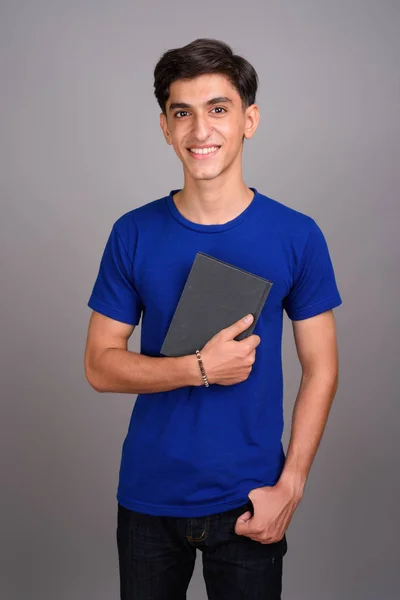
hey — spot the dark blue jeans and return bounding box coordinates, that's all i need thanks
[116,498,288,599]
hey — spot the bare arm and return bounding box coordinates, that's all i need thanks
[84,310,260,394]
[278,309,339,500]
[84,311,203,393]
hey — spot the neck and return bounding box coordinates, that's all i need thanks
[173,176,254,226]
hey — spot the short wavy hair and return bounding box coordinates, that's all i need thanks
[153,38,259,115]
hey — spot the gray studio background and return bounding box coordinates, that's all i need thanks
[1,1,399,599]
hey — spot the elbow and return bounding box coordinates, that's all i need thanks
[84,357,105,393]
[301,365,339,388]
[85,367,103,393]
[86,373,104,393]
[301,350,339,384]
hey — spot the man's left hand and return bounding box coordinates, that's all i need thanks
[234,479,303,544]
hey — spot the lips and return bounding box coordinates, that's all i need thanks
[187,146,221,159]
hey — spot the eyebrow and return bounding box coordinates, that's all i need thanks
[168,96,233,112]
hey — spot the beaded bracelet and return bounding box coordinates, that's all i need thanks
[195,349,209,387]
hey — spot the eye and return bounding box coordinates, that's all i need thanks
[174,107,227,119]
[211,107,227,114]
[174,111,189,118]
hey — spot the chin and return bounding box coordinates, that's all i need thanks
[189,170,223,181]
[185,162,225,180]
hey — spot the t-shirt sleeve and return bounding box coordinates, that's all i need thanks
[87,222,143,325]
[283,220,343,320]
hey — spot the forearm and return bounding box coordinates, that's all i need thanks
[87,348,203,394]
[278,370,339,498]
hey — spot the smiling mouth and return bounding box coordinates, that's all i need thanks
[187,146,221,159]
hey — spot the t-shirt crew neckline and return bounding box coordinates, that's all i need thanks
[166,187,260,233]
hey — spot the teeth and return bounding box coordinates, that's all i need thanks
[189,146,219,154]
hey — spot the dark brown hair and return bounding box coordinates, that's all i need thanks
[153,38,259,115]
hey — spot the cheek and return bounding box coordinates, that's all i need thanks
[219,122,244,144]
[171,133,189,156]
[171,140,185,158]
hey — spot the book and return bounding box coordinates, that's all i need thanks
[160,251,273,357]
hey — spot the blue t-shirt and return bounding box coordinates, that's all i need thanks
[87,187,342,517]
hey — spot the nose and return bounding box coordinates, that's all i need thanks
[192,114,212,141]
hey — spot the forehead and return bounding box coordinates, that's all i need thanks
[167,73,240,106]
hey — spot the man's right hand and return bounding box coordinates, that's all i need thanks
[199,314,261,386]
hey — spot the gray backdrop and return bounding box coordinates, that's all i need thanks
[1,1,399,599]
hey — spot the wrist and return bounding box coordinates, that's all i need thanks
[195,349,210,387]
[278,468,307,500]
[183,353,204,387]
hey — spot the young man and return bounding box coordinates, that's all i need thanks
[85,38,342,599]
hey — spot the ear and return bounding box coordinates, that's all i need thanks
[160,112,173,145]
[243,104,260,140]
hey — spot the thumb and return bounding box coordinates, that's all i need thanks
[237,510,252,522]
[222,314,254,340]
[235,510,252,535]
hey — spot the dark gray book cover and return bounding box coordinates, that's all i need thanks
[160,252,273,357]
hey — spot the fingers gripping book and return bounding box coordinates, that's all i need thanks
[160,252,273,357]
